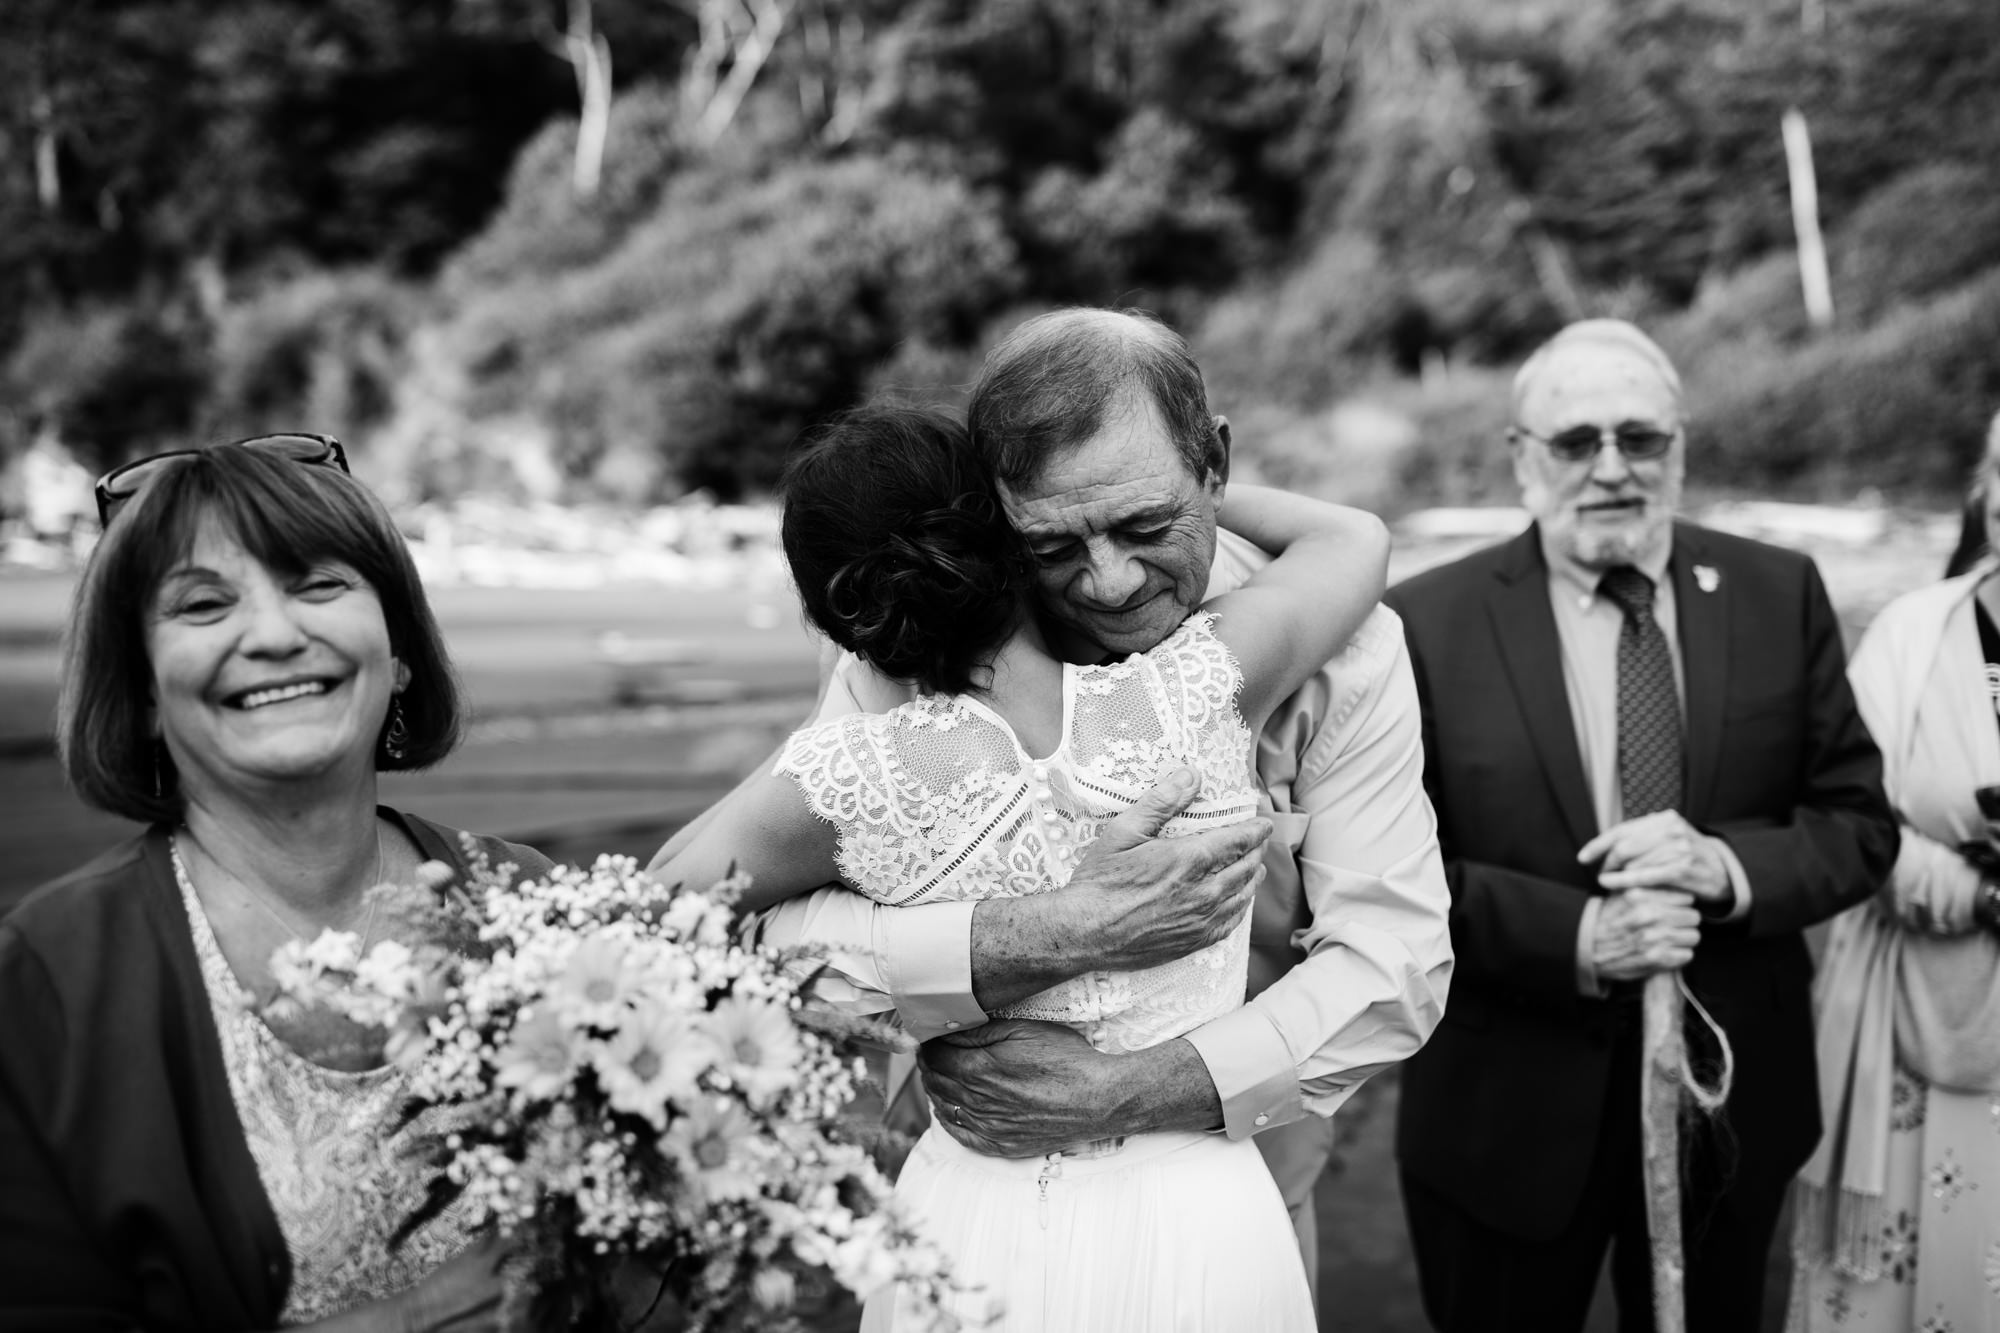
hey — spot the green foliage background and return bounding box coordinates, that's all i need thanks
[4,0,1997,503]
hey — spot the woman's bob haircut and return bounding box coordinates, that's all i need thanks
[58,441,462,824]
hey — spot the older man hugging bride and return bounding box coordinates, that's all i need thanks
[651,308,1452,1330]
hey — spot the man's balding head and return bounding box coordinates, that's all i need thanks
[1511,319,1684,423]
[968,308,1227,490]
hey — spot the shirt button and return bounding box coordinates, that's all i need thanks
[944,1021,961,1030]
[1254,1113,1270,1127]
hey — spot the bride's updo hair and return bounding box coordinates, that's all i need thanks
[781,404,1031,695]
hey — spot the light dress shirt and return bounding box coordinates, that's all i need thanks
[1541,535,1752,996]
[750,529,1454,1137]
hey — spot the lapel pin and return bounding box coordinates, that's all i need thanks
[1694,564,1720,593]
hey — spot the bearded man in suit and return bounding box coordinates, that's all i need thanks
[1383,319,1898,1332]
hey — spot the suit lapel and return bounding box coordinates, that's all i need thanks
[1670,523,1730,819]
[1486,528,1597,847]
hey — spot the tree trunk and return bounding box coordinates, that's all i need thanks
[567,0,613,198]
[692,0,789,145]
[32,89,60,211]
[1782,107,1835,332]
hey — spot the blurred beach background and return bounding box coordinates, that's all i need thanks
[3,0,1998,1326]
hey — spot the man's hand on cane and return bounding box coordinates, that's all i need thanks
[1579,812,1733,983]
[1579,811,1731,905]
[1588,888,1701,983]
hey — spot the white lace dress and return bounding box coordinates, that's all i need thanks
[777,615,1314,1332]
[171,842,478,1325]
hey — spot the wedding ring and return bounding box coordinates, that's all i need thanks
[945,1102,962,1127]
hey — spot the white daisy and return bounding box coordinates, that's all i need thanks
[595,1004,712,1127]
[665,1097,762,1202]
[494,1006,582,1101]
[557,937,641,1028]
[699,995,803,1108]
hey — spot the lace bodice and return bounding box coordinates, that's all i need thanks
[171,842,477,1325]
[777,614,1261,1054]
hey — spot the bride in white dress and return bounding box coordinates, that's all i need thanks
[655,404,1387,1331]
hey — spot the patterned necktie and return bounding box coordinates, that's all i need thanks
[1598,566,1683,818]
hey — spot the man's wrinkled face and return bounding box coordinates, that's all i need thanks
[1512,343,1685,572]
[1000,393,1224,662]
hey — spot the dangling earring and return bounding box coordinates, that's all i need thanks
[384,697,410,762]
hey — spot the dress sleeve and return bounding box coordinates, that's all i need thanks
[1161,613,1243,717]
[773,715,939,905]
[1150,613,1253,798]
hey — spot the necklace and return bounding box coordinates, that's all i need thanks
[177,826,386,952]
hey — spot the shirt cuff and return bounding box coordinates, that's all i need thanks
[880,900,986,1042]
[1707,837,1752,922]
[1576,895,1607,997]
[1181,1004,1304,1139]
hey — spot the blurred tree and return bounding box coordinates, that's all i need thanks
[1475,3,1808,303]
[209,269,421,446]
[4,301,210,473]
[0,0,584,301]
[1470,0,2000,305]
[1688,268,2000,496]
[4,0,1997,501]
[0,0,591,464]
[1019,108,1256,306]
[1830,163,2000,324]
[445,84,691,288]
[434,153,1019,497]
[861,0,1343,309]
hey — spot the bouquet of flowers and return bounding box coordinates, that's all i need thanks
[269,841,966,1331]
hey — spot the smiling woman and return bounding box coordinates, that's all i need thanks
[0,440,556,1332]
[64,441,458,819]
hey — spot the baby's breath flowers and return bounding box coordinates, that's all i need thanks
[268,842,965,1332]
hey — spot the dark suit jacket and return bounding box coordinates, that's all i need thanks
[0,812,552,1333]
[1383,521,1896,1241]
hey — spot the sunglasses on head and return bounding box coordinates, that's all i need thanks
[94,433,349,527]
[1512,422,1679,464]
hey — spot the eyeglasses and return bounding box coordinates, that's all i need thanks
[1511,422,1679,464]
[94,433,349,527]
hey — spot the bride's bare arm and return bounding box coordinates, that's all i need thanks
[1205,485,1388,728]
[647,742,783,869]
[650,766,843,914]
[649,639,857,869]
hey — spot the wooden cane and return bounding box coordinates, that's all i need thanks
[1640,971,1686,1333]
[1641,971,1735,1333]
